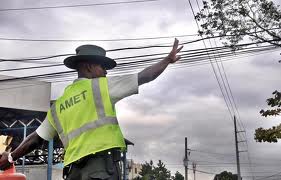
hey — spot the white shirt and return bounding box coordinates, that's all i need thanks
[36,74,138,141]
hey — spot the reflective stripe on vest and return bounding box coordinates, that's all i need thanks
[50,104,68,147]
[51,78,118,147]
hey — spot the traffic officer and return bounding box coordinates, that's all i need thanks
[0,38,183,180]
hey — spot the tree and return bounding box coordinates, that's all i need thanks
[153,160,171,180]
[172,171,184,180]
[214,171,238,180]
[139,160,154,180]
[139,160,172,180]
[195,0,281,48]
[255,90,281,142]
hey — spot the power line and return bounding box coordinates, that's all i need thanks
[196,0,249,160]
[0,54,73,62]
[0,29,279,43]
[0,0,161,12]
[0,43,276,72]
[187,0,235,124]
[0,64,64,72]
[187,167,216,175]
[0,40,277,89]
[0,34,198,42]
[0,45,276,76]
[0,44,278,83]
[189,148,281,163]
[255,171,281,180]
[0,46,277,94]
[189,161,281,166]
[192,1,256,179]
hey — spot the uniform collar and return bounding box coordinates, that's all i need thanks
[73,78,88,83]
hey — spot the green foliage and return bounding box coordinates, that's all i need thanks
[213,171,238,180]
[255,90,281,142]
[196,0,281,48]
[154,160,171,180]
[172,171,184,180]
[139,160,173,180]
[139,160,154,179]
[260,90,281,117]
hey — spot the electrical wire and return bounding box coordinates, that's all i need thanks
[0,43,276,72]
[0,40,276,66]
[187,167,216,175]
[0,0,161,12]
[187,0,235,124]
[0,44,278,83]
[196,0,247,148]
[193,1,257,179]
[0,34,198,42]
[255,171,281,180]
[0,28,279,43]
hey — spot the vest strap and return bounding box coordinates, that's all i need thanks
[92,77,105,118]
[50,104,68,147]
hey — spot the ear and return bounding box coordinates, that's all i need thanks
[86,63,94,72]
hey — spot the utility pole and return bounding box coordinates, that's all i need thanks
[234,116,242,180]
[183,137,188,180]
[192,162,196,180]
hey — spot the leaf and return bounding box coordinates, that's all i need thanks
[195,0,281,49]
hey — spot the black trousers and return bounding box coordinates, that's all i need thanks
[65,151,121,180]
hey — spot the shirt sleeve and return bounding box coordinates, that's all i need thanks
[107,73,139,105]
[36,117,57,141]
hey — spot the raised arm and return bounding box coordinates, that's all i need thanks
[138,38,183,85]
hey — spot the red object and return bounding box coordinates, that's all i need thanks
[0,164,26,180]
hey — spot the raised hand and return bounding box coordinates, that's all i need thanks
[167,38,184,63]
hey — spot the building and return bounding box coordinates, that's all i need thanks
[127,159,142,180]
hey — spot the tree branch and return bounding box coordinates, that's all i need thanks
[245,12,281,41]
[248,33,281,47]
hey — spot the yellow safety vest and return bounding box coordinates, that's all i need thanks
[47,77,126,166]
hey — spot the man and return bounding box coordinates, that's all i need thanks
[0,38,183,179]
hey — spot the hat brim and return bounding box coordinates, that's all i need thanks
[64,55,117,70]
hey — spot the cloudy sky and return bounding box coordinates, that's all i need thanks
[0,0,281,179]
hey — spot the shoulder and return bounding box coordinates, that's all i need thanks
[107,74,138,85]
[107,74,139,104]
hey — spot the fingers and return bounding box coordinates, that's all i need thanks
[177,45,184,53]
[169,38,183,63]
[172,38,183,53]
[173,38,179,51]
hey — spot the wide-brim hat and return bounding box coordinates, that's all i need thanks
[64,45,116,70]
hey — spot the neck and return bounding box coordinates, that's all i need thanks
[77,71,103,79]
[78,71,92,79]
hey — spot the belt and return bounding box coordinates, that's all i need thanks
[73,148,122,165]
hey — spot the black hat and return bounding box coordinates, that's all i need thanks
[64,45,116,70]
